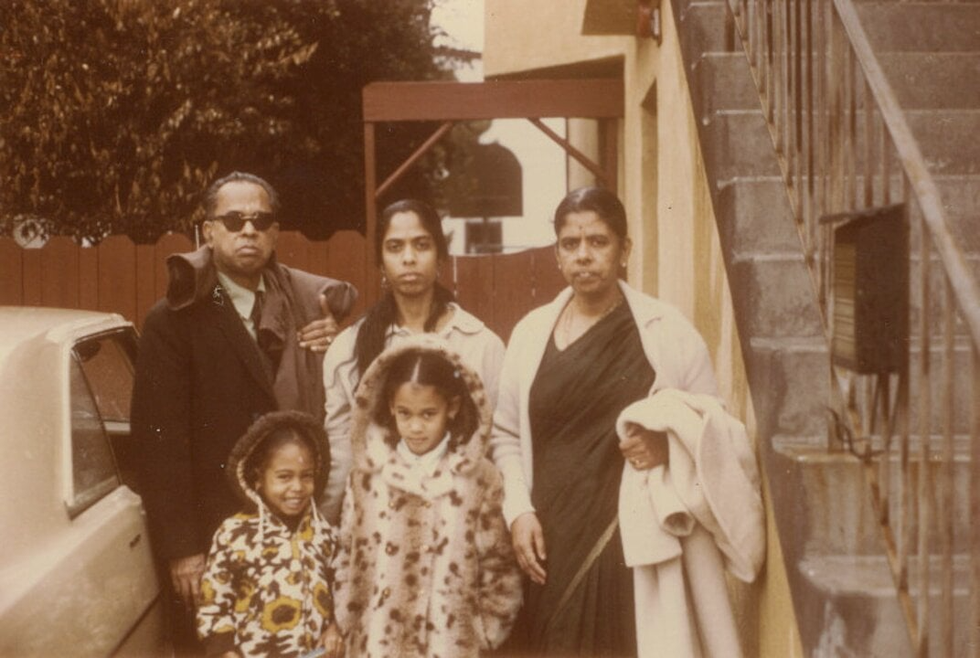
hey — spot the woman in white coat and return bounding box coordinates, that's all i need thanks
[491,187,762,657]
[320,199,504,524]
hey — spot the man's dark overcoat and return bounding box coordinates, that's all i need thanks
[131,246,355,561]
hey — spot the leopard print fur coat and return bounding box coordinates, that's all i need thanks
[333,335,522,657]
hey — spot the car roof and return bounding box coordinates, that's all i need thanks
[0,307,131,361]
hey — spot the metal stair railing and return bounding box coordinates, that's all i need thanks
[725,0,980,654]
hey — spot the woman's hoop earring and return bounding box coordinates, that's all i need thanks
[380,271,389,289]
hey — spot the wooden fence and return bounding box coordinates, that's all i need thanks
[0,231,566,341]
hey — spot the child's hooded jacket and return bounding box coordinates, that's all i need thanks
[333,335,522,657]
[197,411,336,657]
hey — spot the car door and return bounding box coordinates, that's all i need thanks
[0,319,166,657]
[67,327,167,656]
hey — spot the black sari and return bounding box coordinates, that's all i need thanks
[511,303,655,657]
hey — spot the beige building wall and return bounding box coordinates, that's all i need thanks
[486,1,803,655]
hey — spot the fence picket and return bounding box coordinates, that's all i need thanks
[531,247,566,307]
[277,231,313,273]
[0,238,24,306]
[40,237,80,309]
[136,244,157,329]
[79,247,99,311]
[326,230,369,322]
[492,249,535,342]
[97,235,137,321]
[454,255,495,331]
[153,234,195,303]
[22,249,42,306]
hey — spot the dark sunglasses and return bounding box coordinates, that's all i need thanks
[211,211,277,232]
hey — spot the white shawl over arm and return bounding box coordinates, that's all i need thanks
[616,389,765,658]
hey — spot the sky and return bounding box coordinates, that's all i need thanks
[430,0,566,253]
[432,0,485,81]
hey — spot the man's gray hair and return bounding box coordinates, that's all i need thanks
[203,172,281,218]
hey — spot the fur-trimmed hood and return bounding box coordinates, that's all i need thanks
[226,410,330,513]
[350,335,493,489]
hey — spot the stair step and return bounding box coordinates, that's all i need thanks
[731,254,825,338]
[882,53,980,110]
[692,50,980,112]
[678,1,735,62]
[902,337,979,434]
[718,175,980,256]
[719,174,980,259]
[799,554,971,657]
[907,109,980,175]
[770,436,888,556]
[691,52,757,114]
[858,2,980,52]
[749,338,830,436]
[702,110,781,179]
[684,2,980,58]
[773,435,974,556]
[705,108,980,182]
[716,177,799,256]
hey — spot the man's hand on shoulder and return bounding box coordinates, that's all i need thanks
[170,553,206,605]
[298,293,340,353]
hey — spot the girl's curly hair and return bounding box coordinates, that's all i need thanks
[239,410,329,496]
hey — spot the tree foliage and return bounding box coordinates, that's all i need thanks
[0,0,450,243]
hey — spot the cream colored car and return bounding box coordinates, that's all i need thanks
[0,307,167,656]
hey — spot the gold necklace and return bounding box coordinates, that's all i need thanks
[559,295,623,347]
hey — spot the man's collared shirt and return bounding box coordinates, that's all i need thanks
[217,272,266,341]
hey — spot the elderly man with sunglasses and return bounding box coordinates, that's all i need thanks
[130,171,357,654]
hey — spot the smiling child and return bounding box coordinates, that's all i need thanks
[196,411,343,658]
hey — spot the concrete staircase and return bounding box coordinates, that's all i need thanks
[670,0,980,655]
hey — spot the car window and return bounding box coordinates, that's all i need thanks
[73,331,137,423]
[67,329,138,515]
[68,356,119,516]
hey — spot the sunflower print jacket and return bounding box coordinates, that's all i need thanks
[197,507,336,657]
[333,336,522,658]
[197,410,336,658]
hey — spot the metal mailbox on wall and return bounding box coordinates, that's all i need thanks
[823,203,909,374]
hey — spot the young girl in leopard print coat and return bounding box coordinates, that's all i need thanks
[333,335,522,657]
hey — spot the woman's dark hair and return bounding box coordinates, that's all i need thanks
[553,186,628,243]
[373,349,479,450]
[242,412,327,492]
[354,199,455,376]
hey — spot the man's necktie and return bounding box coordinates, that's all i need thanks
[250,289,264,335]
[250,290,281,375]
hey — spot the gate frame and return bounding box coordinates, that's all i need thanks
[362,78,625,303]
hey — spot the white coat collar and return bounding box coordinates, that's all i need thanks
[389,302,487,338]
[539,280,669,329]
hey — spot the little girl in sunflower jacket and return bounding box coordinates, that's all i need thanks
[333,335,522,657]
[196,411,343,658]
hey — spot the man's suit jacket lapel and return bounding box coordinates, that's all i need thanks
[207,286,277,404]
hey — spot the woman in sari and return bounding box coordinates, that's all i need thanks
[490,187,724,656]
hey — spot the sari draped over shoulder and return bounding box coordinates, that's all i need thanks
[514,303,655,657]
